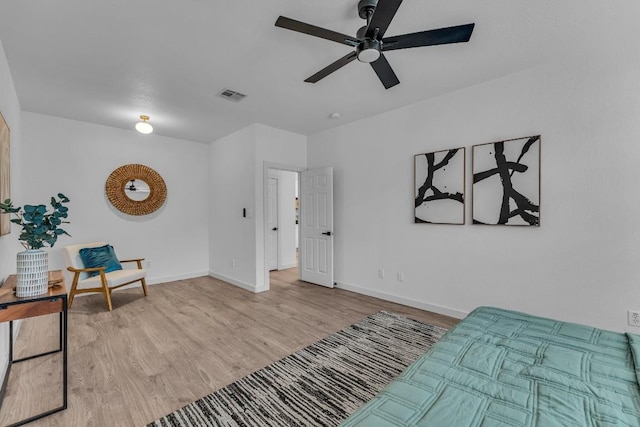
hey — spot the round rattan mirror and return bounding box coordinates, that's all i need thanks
[105,164,167,216]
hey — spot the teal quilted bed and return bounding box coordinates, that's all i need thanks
[342,306,640,426]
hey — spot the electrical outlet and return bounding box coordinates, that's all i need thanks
[145,260,151,268]
[378,269,384,279]
[397,272,404,282]
[628,310,640,327]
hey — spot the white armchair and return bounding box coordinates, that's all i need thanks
[63,242,148,311]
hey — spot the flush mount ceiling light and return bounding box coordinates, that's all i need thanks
[356,38,381,63]
[135,115,153,134]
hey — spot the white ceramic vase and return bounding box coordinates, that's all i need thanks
[16,249,49,297]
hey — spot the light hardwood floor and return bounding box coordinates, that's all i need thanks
[0,269,458,426]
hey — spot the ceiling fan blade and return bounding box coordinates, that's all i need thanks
[382,23,475,51]
[370,53,400,89]
[365,0,403,39]
[276,16,360,47]
[305,52,358,83]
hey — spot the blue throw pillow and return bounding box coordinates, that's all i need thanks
[79,245,123,278]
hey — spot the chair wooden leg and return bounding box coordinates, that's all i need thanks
[103,289,113,311]
[68,274,80,309]
[140,278,148,296]
[100,273,113,311]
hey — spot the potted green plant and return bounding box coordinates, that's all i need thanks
[0,193,71,296]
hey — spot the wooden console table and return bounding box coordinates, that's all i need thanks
[0,271,68,426]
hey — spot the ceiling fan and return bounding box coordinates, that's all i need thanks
[275,0,475,89]
[125,179,150,193]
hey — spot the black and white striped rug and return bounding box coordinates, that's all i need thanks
[146,311,447,427]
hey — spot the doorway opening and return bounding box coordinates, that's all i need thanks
[266,169,299,287]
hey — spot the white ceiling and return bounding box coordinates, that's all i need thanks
[0,1,628,143]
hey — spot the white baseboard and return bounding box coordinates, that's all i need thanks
[209,271,257,293]
[335,281,468,319]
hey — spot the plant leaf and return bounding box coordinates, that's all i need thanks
[8,193,71,249]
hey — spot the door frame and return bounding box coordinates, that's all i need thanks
[266,176,279,272]
[262,162,305,292]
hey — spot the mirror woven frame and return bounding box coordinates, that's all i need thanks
[105,164,167,216]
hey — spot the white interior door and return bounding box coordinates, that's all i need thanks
[266,177,278,271]
[300,167,334,288]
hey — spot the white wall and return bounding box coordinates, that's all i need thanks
[208,125,257,290]
[209,123,306,292]
[308,47,640,331]
[0,37,23,391]
[269,169,297,270]
[20,113,210,284]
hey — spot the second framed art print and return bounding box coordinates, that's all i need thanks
[472,135,540,226]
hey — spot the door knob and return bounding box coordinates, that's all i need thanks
[321,231,332,236]
[272,227,278,231]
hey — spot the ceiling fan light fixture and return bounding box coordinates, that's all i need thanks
[356,39,381,63]
[135,115,153,134]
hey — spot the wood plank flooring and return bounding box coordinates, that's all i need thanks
[0,269,458,426]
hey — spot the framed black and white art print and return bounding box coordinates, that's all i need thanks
[472,135,541,226]
[0,111,10,236]
[414,147,465,224]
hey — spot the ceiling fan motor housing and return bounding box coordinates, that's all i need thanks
[357,0,381,62]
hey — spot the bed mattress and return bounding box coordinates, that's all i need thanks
[341,306,640,426]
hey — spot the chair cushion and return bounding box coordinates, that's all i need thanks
[79,244,122,277]
[63,242,107,281]
[77,268,146,290]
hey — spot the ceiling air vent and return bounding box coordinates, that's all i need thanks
[217,88,247,102]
